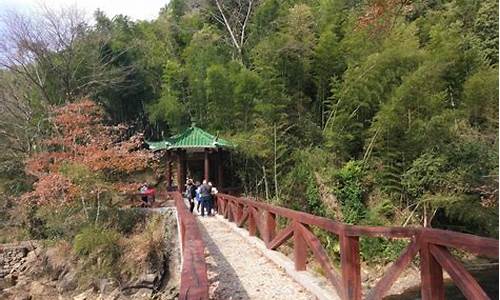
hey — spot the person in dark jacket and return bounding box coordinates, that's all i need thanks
[185,179,196,213]
[199,180,212,217]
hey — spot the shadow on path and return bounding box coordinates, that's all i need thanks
[197,217,251,300]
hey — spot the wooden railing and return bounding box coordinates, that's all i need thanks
[170,192,209,300]
[216,193,499,300]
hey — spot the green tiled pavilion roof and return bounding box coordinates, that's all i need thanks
[146,126,233,151]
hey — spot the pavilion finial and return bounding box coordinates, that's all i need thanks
[190,117,197,128]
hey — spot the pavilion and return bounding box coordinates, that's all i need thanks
[147,125,234,193]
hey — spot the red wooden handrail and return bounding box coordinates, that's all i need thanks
[216,193,499,300]
[170,192,209,300]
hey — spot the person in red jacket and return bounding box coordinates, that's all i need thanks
[146,186,156,205]
[139,183,148,206]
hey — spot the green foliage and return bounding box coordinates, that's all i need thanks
[2,0,498,264]
[402,153,447,199]
[109,209,147,234]
[73,226,122,278]
[332,161,367,224]
[25,204,86,240]
[462,67,499,130]
[360,238,409,263]
[73,226,121,257]
[282,150,325,214]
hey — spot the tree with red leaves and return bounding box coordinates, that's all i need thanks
[22,99,153,221]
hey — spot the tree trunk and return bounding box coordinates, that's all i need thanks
[95,191,101,225]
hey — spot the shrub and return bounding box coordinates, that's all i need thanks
[360,237,409,264]
[73,226,122,279]
[35,204,87,240]
[332,161,367,224]
[109,208,147,234]
[121,215,165,278]
[73,226,121,258]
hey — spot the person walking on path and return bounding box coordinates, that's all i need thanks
[208,182,218,215]
[195,181,201,213]
[199,180,212,217]
[185,179,196,213]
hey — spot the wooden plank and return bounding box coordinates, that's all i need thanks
[217,194,497,260]
[340,232,362,300]
[430,244,490,300]
[422,228,499,258]
[248,207,257,236]
[346,226,418,238]
[265,212,277,245]
[219,193,346,234]
[214,193,499,300]
[366,239,419,300]
[297,222,344,296]
[227,201,234,222]
[293,221,307,271]
[237,210,249,228]
[250,206,266,238]
[170,191,209,300]
[236,204,244,224]
[218,196,228,219]
[219,197,226,217]
[420,241,444,300]
[231,201,239,222]
[269,224,294,250]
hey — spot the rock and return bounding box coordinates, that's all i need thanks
[11,262,21,271]
[25,249,39,264]
[29,281,46,295]
[130,288,152,299]
[0,277,15,289]
[98,278,116,295]
[73,288,95,300]
[142,273,157,284]
[4,274,18,286]
[57,270,77,293]
[104,288,121,300]
[13,293,31,300]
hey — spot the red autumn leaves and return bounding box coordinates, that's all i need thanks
[22,99,152,205]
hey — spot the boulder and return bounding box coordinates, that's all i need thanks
[0,277,15,290]
[129,288,152,299]
[57,270,77,293]
[29,281,46,295]
[98,278,116,295]
[73,288,95,300]
[13,293,31,300]
[103,288,121,300]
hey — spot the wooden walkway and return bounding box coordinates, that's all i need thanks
[171,192,499,300]
[197,215,314,299]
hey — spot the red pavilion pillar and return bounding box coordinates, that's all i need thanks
[204,148,210,182]
[166,151,172,190]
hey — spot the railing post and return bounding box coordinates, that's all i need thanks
[228,201,234,222]
[222,198,228,219]
[236,203,243,224]
[265,212,276,246]
[293,221,307,271]
[340,233,361,300]
[420,240,444,300]
[248,207,257,236]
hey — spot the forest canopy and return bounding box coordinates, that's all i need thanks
[0,0,498,243]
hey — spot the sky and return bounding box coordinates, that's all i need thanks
[0,0,169,21]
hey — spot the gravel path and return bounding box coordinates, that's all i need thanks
[196,215,315,300]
